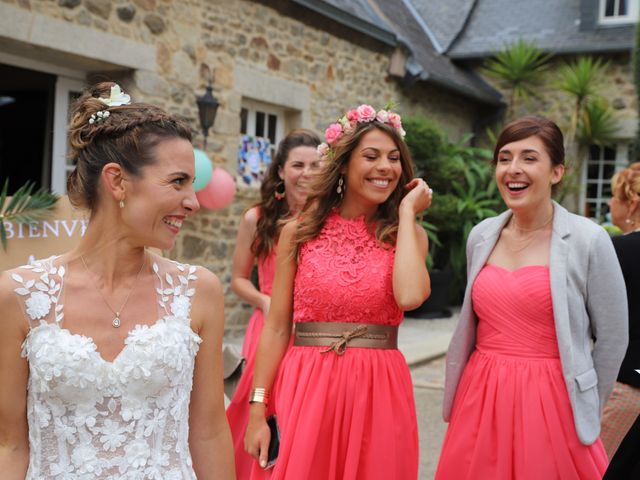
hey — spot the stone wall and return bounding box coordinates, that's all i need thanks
[1,0,480,332]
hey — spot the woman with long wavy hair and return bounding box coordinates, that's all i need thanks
[244,105,432,479]
[226,129,321,479]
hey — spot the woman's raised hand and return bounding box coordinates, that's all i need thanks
[400,178,433,215]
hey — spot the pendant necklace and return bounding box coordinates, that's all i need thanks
[80,253,146,328]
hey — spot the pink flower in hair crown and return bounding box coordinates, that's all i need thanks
[347,109,359,125]
[324,123,344,145]
[356,104,376,122]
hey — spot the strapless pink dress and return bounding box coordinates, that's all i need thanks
[226,251,276,480]
[268,212,418,480]
[435,265,608,479]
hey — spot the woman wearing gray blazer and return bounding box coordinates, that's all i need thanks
[435,117,628,480]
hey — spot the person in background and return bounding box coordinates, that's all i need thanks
[600,162,640,458]
[226,129,321,479]
[436,116,627,480]
[0,82,234,479]
[245,104,432,479]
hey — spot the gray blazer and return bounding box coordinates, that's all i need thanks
[442,201,628,445]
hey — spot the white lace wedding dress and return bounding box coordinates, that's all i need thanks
[12,256,203,479]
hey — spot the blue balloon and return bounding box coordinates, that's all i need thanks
[193,148,213,192]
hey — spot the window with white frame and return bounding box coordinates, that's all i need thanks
[599,0,639,25]
[583,144,629,221]
[51,77,84,194]
[238,99,285,185]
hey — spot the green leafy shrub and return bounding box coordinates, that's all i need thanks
[405,116,503,302]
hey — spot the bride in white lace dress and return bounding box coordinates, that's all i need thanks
[0,83,235,479]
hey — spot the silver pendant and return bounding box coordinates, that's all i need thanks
[112,317,121,328]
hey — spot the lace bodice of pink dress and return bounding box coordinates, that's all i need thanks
[293,211,402,326]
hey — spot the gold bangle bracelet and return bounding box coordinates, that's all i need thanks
[249,387,270,406]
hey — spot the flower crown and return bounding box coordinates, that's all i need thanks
[317,104,406,161]
[88,84,131,125]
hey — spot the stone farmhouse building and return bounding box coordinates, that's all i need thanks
[0,0,636,329]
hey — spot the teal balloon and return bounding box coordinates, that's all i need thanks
[193,148,213,192]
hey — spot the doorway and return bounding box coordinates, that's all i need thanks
[0,63,56,195]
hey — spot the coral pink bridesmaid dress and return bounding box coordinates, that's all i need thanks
[268,212,419,480]
[435,264,608,479]
[226,251,276,480]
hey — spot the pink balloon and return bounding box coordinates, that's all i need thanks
[195,167,236,209]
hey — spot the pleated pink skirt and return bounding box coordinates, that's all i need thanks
[435,348,608,479]
[270,345,419,480]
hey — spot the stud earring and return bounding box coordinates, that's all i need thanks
[274,181,286,200]
[336,176,344,198]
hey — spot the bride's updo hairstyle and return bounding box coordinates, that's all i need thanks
[67,81,192,211]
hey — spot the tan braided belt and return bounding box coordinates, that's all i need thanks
[294,322,398,355]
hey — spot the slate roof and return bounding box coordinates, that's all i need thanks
[370,0,501,104]
[292,0,502,105]
[405,0,475,53]
[447,0,635,59]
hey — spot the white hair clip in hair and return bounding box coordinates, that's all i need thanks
[88,110,111,125]
[88,84,130,125]
[99,84,131,107]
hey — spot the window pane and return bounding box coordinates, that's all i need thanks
[587,183,599,198]
[619,0,628,15]
[605,0,616,16]
[604,146,616,160]
[587,162,600,179]
[255,111,265,138]
[602,182,612,197]
[240,108,248,134]
[602,163,616,179]
[590,145,601,159]
[585,201,597,217]
[267,114,277,144]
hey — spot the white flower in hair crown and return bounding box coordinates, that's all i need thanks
[89,84,131,125]
[100,84,131,107]
[317,104,406,161]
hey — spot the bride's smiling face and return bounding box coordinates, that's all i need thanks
[120,138,200,250]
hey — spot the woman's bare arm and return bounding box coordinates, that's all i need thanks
[0,271,30,478]
[244,220,298,467]
[231,207,270,314]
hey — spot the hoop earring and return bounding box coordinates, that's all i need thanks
[336,176,344,198]
[274,182,286,200]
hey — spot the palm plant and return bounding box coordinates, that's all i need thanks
[577,98,618,146]
[556,56,610,151]
[0,179,59,251]
[484,39,552,118]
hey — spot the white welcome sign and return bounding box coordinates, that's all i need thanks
[0,196,88,271]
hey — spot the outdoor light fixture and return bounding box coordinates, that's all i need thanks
[196,82,219,149]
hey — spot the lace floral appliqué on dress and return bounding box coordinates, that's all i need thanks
[13,256,202,480]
